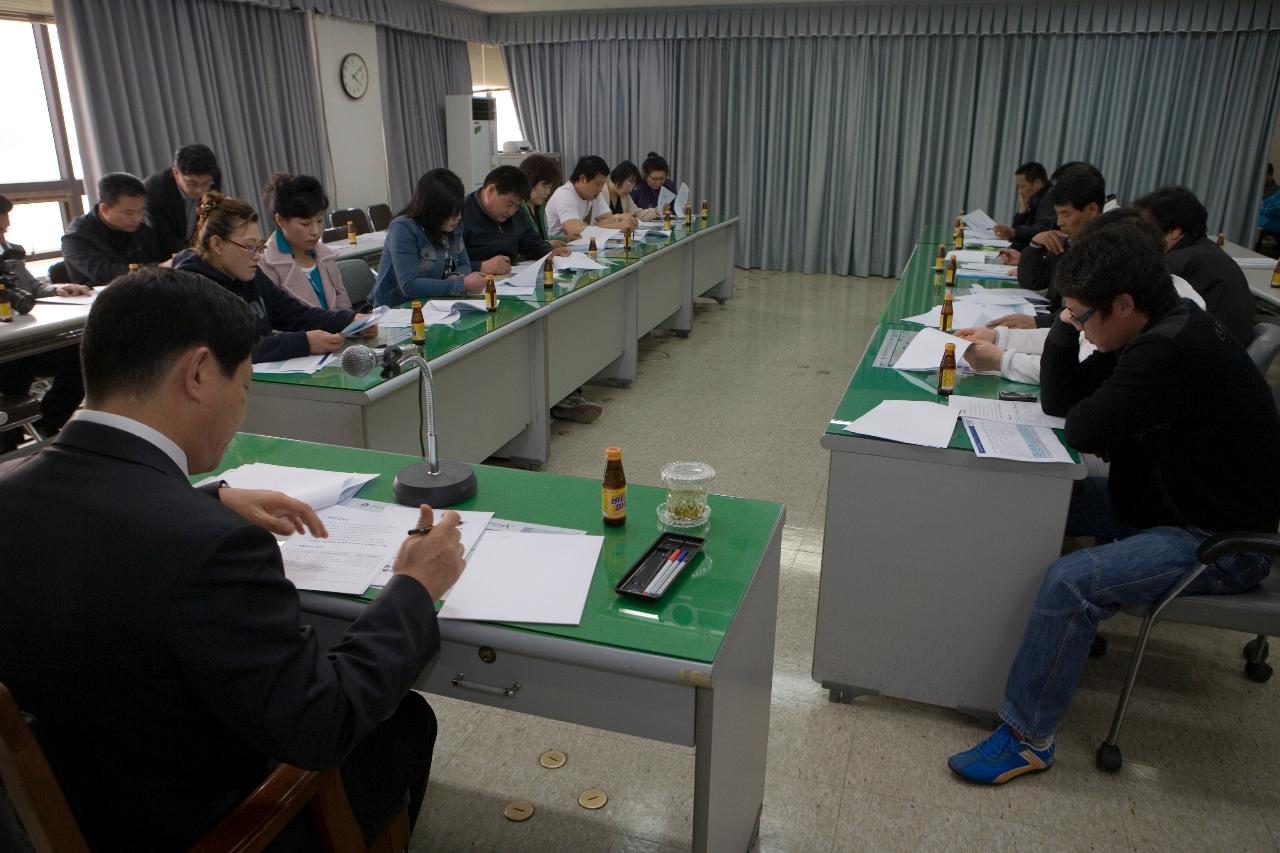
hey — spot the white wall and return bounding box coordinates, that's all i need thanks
[311,14,389,212]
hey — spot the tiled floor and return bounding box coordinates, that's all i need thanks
[412,270,1280,852]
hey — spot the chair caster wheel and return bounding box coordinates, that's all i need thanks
[1245,660,1273,683]
[1096,742,1122,773]
[1243,638,1269,662]
[1089,634,1108,658]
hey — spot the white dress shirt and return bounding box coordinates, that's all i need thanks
[72,409,189,475]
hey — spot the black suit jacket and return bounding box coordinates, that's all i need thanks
[60,211,163,286]
[0,421,439,850]
[1009,185,1056,249]
[144,168,221,258]
[1165,235,1255,345]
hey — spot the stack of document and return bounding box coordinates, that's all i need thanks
[960,209,1009,245]
[380,304,464,328]
[567,227,623,250]
[891,327,973,371]
[948,395,1065,429]
[206,462,378,510]
[954,285,1046,308]
[253,353,335,375]
[958,263,1017,279]
[497,252,553,294]
[341,305,389,337]
[962,419,1072,463]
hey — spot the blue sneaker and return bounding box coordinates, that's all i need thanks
[948,723,1054,784]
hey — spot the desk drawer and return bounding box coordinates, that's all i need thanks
[416,638,696,746]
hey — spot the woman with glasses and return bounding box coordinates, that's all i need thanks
[174,192,376,363]
[373,168,483,306]
[259,173,351,310]
[630,152,677,212]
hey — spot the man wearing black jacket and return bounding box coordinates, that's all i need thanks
[462,165,569,277]
[949,217,1280,785]
[61,172,164,285]
[0,268,463,848]
[1133,185,1255,345]
[993,161,1055,249]
[145,143,221,258]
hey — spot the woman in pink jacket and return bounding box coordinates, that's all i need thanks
[259,173,352,310]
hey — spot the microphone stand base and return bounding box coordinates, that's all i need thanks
[392,460,478,508]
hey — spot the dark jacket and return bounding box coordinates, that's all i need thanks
[144,167,221,258]
[1018,240,1065,328]
[61,210,162,286]
[461,191,551,267]
[1,242,53,313]
[1010,185,1056,249]
[631,178,676,211]
[1164,235,1255,345]
[0,420,440,849]
[1041,299,1280,533]
[173,250,353,362]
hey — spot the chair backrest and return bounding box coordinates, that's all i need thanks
[336,259,377,307]
[329,209,372,235]
[0,683,91,852]
[46,263,70,285]
[367,204,392,232]
[321,227,347,244]
[1247,323,1280,375]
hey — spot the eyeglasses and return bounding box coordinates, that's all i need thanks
[1067,306,1097,326]
[224,238,267,257]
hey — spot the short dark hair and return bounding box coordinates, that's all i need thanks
[1052,160,1090,182]
[263,172,329,220]
[570,155,609,183]
[1014,161,1049,185]
[481,165,531,201]
[98,172,147,207]
[174,144,218,177]
[519,155,561,191]
[400,168,465,248]
[1131,185,1208,243]
[81,267,259,402]
[609,160,641,186]
[1055,213,1177,317]
[0,194,11,215]
[641,152,669,176]
[1047,165,1105,212]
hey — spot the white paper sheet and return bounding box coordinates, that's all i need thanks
[252,353,334,375]
[961,209,996,232]
[349,500,495,589]
[553,252,608,271]
[567,226,623,250]
[426,299,486,315]
[656,185,676,211]
[1235,257,1280,270]
[963,232,1011,248]
[201,463,378,511]
[944,250,994,265]
[34,292,97,305]
[486,518,586,535]
[673,182,691,216]
[341,304,389,337]
[277,502,410,593]
[845,400,959,448]
[890,327,973,371]
[948,395,1066,429]
[958,263,1018,279]
[438,530,604,624]
[963,418,1073,463]
[902,302,1021,329]
[954,289,1037,307]
[496,253,552,294]
[961,286,1049,303]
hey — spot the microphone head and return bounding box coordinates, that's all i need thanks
[341,345,377,378]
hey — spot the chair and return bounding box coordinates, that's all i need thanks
[329,209,372,235]
[0,394,47,461]
[321,226,348,244]
[0,683,410,853]
[1246,322,1280,374]
[1094,534,1280,772]
[337,259,377,308]
[368,204,393,232]
[46,263,70,285]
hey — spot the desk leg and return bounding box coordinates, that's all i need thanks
[494,317,549,467]
[704,222,736,304]
[692,520,781,851]
[660,242,695,336]
[593,273,638,387]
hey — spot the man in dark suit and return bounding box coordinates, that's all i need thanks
[61,172,166,285]
[0,268,464,850]
[993,161,1055,250]
[144,143,222,258]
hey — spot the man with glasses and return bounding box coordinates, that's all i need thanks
[948,216,1280,785]
[62,173,165,286]
[145,143,221,258]
[461,165,569,278]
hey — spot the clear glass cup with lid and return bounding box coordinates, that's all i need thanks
[658,461,715,527]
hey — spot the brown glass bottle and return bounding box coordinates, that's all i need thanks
[543,257,555,288]
[588,237,598,260]
[410,300,425,345]
[0,285,12,323]
[347,222,358,245]
[939,290,955,333]
[700,199,709,222]
[935,243,946,268]
[602,447,626,527]
[663,207,673,230]
[128,263,140,273]
[1217,231,1225,247]
[684,203,693,225]
[937,343,957,396]
[952,218,964,250]
[945,255,957,287]
[1271,258,1280,289]
[623,228,633,257]
[484,274,497,311]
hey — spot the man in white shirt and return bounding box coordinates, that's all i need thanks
[544,155,635,238]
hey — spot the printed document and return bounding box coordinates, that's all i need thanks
[253,354,333,375]
[341,305,389,337]
[201,462,378,510]
[963,418,1073,463]
[948,395,1066,429]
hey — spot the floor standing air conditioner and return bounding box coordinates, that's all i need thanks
[446,95,497,192]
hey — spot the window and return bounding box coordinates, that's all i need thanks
[468,42,524,154]
[483,89,525,153]
[0,18,84,261]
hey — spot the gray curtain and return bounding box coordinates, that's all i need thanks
[503,4,1280,276]
[378,26,472,209]
[222,0,488,42]
[52,0,327,208]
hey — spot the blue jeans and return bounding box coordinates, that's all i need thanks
[1000,477,1271,740]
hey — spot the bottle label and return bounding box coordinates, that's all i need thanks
[939,314,952,332]
[412,321,426,341]
[0,302,11,320]
[485,292,498,311]
[938,367,956,393]
[602,486,626,519]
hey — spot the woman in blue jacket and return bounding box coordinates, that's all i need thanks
[373,169,485,306]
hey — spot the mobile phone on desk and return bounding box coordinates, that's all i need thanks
[999,391,1038,402]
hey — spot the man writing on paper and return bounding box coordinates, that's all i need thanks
[0,268,465,849]
[544,155,637,239]
[992,161,1055,250]
[462,165,570,278]
[948,218,1280,785]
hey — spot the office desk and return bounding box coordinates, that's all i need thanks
[244,218,739,466]
[1221,240,1280,310]
[0,302,90,365]
[331,230,386,262]
[814,231,1085,724]
[208,432,783,852]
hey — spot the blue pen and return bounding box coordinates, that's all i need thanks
[647,549,687,596]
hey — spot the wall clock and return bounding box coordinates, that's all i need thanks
[340,53,369,100]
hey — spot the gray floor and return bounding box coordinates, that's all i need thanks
[413,270,1280,852]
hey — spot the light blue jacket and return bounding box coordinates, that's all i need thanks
[372,215,471,306]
